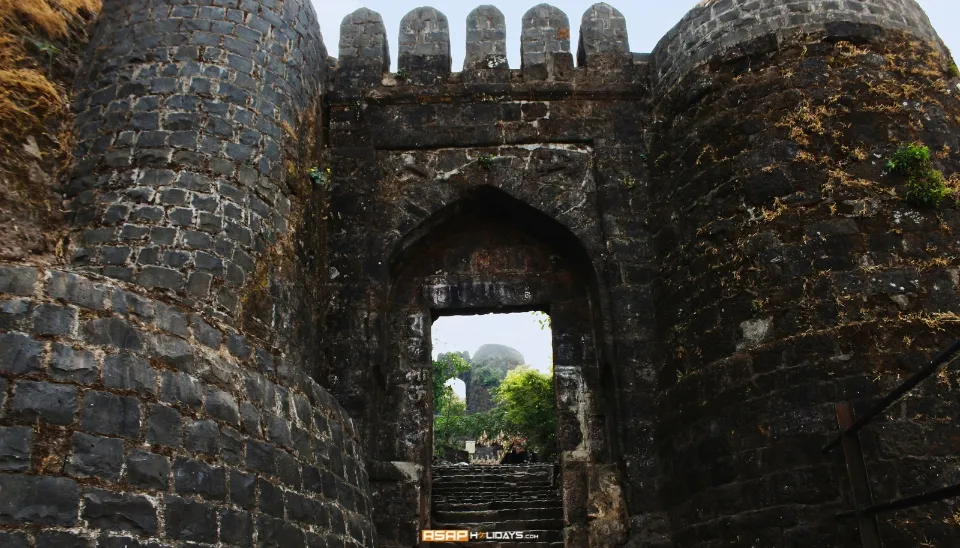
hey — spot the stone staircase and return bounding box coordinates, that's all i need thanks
[428,464,565,547]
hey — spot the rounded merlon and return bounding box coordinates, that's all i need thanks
[339,7,390,70]
[465,5,508,70]
[398,6,452,59]
[577,2,630,67]
[521,3,573,79]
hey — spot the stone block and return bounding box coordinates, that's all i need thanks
[82,488,157,534]
[0,426,33,471]
[230,469,257,510]
[147,404,183,448]
[11,381,78,425]
[160,371,203,408]
[126,450,171,490]
[184,419,220,456]
[50,343,99,384]
[80,391,141,438]
[103,353,157,395]
[66,433,124,481]
[220,508,253,547]
[0,474,79,525]
[47,271,108,310]
[258,478,285,518]
[0,333,44,374]
[0,265,38,296]
[174,457,226,500]
[82,317,143,351]
[205,387,240,425]
[32,304,77,336]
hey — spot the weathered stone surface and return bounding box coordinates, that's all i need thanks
[0,1,955,547]
[339,7,390,69]
[174,457,226,500]
[0,426,33,471]
[0,475,79,525]
[398,7,451,83]
[0,266,38,296]
[11,381,78,425]
[103,353,157,395]
[577,2,630,67]
[50,343,99,384]
[146,403,182,448]
[66,433,124,481]
[164,494,218,543]
[0,333,44,374]
[464,5,508,70]
[80,391,141,438]
[82,489,157,534]
[126,450,171,490]
[521,3,573,79]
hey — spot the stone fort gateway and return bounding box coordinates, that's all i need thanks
[0,0,959,546]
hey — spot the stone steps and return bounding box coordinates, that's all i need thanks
[433,501,564,512]
[428,465,564,548]
[434,507,562,522]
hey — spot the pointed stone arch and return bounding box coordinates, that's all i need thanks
[374,184,627,545]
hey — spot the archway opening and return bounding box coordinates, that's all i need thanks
[431,311,556,465]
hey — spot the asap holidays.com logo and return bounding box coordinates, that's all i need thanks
[422,530,541,542]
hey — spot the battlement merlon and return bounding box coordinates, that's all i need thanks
[334,3,642,90]
[651,0,951,94]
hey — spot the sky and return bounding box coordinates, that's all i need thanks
[433,312,553,399]
[311,0,959,71]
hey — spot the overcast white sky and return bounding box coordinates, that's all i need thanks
[433,313,552,399]
[312,0,959,71]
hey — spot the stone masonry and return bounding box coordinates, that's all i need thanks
[0,1,958,547]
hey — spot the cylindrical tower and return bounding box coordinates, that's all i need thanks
[648,0,959,545]
[65,0,325,320]
[0,2,378,547]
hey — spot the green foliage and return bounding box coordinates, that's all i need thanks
[474,365,502,387]
[477,153,495,170]
[622,176,637,189]
[396,67,410,80]
[886,142,930,173]
[309,166,330,186]
[532,311,551,331]
[948,62,959,78]
[494,366,557,460]
[432,353,558,461]
[887,143,950,207]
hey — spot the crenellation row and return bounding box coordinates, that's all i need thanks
[337,2,635,83]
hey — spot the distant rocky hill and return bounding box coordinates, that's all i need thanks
[462,344,525,414]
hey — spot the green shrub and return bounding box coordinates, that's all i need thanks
[905,168,950,207]
[887,143,950,207]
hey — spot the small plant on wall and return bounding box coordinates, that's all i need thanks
[477,153,495,170]
[887,142,952,207]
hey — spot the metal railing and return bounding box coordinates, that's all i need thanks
[822,339,960,548]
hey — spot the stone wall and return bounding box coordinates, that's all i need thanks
[651,0,948,93]
[0,266,375,547]
[646,5,960,547]
[325,4,652,546]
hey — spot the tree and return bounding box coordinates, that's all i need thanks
[494,366,557,460]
